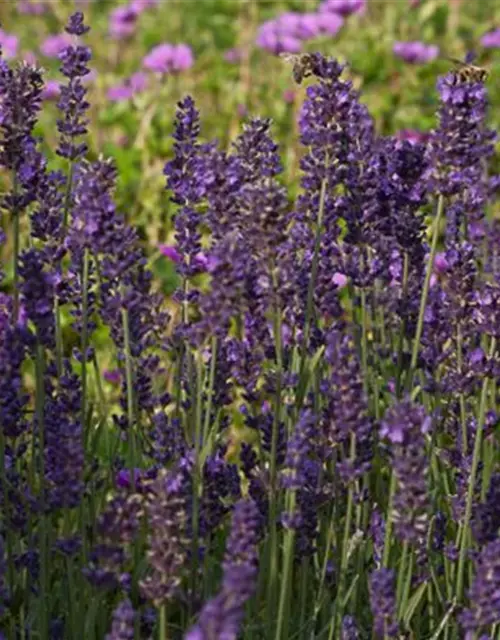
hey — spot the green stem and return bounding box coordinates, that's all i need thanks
[81,248,90,453]
[330,434,356,639]
[62,162,75,230]
[456,323,468,455]
[159,605,167,640]
[396,541,409,613]
[275,491,296,640]
[455,336,497,602]
[12,173,20,322]
[122,307,137,487]
[0,429,16,624]
[312,502,336,630]
[92,352,107,423]
[267,265,284,633]
[296,178,327,408]
[35,342,49,640]
[298,557,309,638]
[382,473,397,568]
[406,195,445,392]
[202,337,217,445]
[189,355,204,615]
[395,252,409,397]
[55,297,64,378]
[360,288,369,394]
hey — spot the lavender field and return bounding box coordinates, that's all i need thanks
[1,0,500,638]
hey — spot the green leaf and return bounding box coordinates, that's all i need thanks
[403,581,428,628]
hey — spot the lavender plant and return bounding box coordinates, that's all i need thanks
[0,12,500,640]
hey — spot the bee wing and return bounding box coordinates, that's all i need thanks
[279,53,298,63]
[442,55,468,67]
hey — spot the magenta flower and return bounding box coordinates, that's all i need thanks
[144,43,173,71]
[319,0,366,17]
[82,68,97,86]
[143,43,194,73]
[283,88,296,104]
[481,28,500,49]
[295,13,322,39]
[256,24,302,54]
[159,244,182,263]
[129,71,148,92]
[0,30,19,58]
[103,369,122,385]
[40,33,72,58]
[130,0,158,12]
[41,80,61,101]
[107,71,148,102]
[393,41,439,64]
[396,129,429,145]
[315,11,344,35]
[193,252,208,270]
[109,5,138,40]
[433,252,449,274]
[332,272,348,289]
[17,0,47,14]
[168,44,194,72]
[107,84,133,102]
[224,48,243,64]
[22,51,37,65]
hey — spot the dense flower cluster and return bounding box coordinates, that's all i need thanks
[0,8,499,638]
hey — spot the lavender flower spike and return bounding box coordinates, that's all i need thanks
[185,499,261,639]
[369,568,399,638]
[106,598,135,640]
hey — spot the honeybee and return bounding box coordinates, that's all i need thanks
[279,52,316,84]
[445,56,489,85]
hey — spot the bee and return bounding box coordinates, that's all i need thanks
[445,56,489,85]
[279,52,316,84]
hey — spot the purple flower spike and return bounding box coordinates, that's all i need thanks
[393,41,439,64]
[65,11,90,36]
[186,499,261,640]
[106,599,135,640]
[481,28,500,49]
[115,468,142,489]
[380,400,431,548]
[369,568,399,638]
[460,539,500,632]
